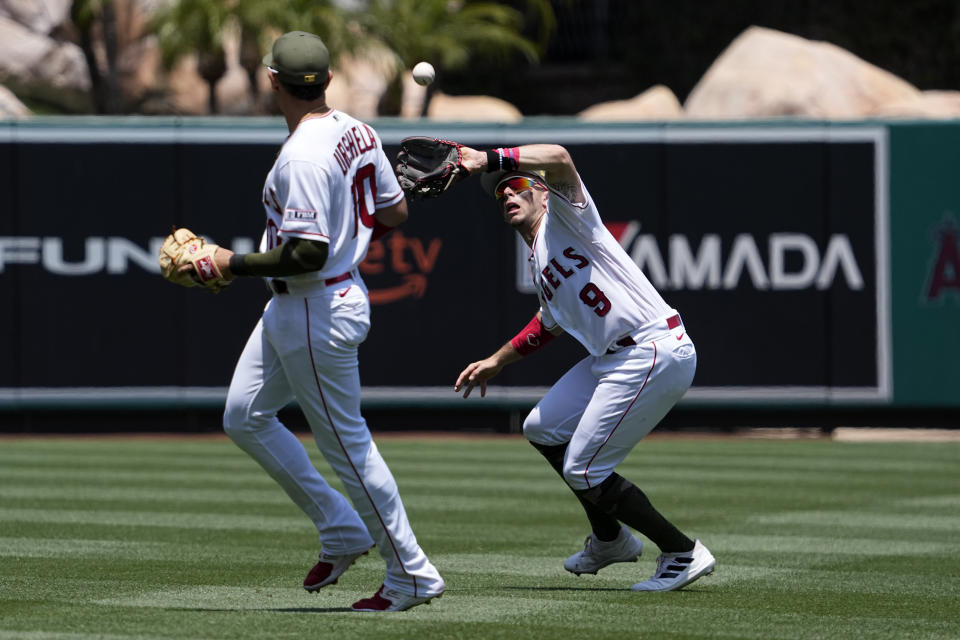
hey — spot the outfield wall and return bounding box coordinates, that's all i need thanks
[0,117,957,414]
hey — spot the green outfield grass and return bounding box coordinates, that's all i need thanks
[0,433,958,640]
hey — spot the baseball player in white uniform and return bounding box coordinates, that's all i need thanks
[199,32,444,612]
[453,143,716,591]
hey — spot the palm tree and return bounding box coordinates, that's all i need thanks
[351,0,554,116]
[274,0,354,56]
[71,0,122,113]
[231,0,354,113]
[150,0,231,114]
[231,0,287,113]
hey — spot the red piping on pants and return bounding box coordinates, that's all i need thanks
[303,300,417,594]
[582,340,657,489]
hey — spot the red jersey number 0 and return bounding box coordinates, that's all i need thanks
[352,163,378,237]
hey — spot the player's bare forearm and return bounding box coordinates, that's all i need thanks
[374,199,408,228]
[454,343,522,399]
[462,144,572,174]
[460,144,583,202]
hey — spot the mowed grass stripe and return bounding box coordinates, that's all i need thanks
[0,458,547,486]
[1,464,945,499]
[86,587,958,640]
[0,486,572,516]
[701,563,957,598]
[0,450,539,474]
[0,451,257,472]
[890,494,960,508]
[700,532,959,556]
[0,485,293,506]
[750,510,960,531]
[0,507,307,532]
[0,491,575,519]
[4,435,955,465]
[618,452,960,474]
[0,537,331,566]
[0,632,173,640]
[0,467,281,488]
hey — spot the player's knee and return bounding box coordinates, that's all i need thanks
[561,454,593,490]
[522,408,566,446]
[222,410,241,440]
[222,400,252,441]
[521,408,545,442]
[574,473,631,516]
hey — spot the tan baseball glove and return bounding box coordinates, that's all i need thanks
[158,227,231,292]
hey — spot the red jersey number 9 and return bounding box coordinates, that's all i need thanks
[579,282,612,317]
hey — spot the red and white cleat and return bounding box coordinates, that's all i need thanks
[303,548,370,592]
[351,583,444,612]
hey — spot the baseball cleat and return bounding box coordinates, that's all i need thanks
[303,548,371,592]
[630,539,715,592]
[351,583,444,612]
[564,526,644,576]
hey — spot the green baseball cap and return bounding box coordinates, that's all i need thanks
[263,31,330,86]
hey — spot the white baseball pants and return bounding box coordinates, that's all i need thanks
[223,279,444,597]
[523,312,697,491]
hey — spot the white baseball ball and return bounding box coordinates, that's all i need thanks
[412,61,435,86]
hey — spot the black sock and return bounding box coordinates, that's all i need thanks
[588,474,694,552]
[529,441,622,541]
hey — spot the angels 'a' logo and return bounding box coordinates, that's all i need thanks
[924,214,960,303]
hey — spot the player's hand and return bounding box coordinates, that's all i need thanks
[454,357,505,398]
[176,246,236,281]
[158,227,233,292]
[459,146,487,174]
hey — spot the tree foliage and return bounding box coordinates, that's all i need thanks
[143,0,553,115]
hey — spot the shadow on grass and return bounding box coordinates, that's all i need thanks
[503,585,712,594]
[167,607,355,613]
[503,585,626,593]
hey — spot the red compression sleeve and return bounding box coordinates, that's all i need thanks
[509,313,556,356]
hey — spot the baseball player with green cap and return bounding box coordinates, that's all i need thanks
[206,30,445,612]
[262,30,331,87]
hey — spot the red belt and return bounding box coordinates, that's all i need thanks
[324,272,352,286]
[606,314,681,354]
[271,272,352,295]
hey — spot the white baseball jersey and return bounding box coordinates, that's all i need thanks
[522,174,696,492]
[530,178,673,356]
[223,110,444,598]
[260,110,404,281]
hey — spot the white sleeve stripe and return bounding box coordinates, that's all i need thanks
[374,190,404,208]
[279,229,330,239]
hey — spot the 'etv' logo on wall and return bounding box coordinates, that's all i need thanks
[361,229,442,305]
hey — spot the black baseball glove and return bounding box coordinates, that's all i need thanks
[395,136,470,199]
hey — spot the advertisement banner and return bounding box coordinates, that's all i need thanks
[0,122,890,408]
